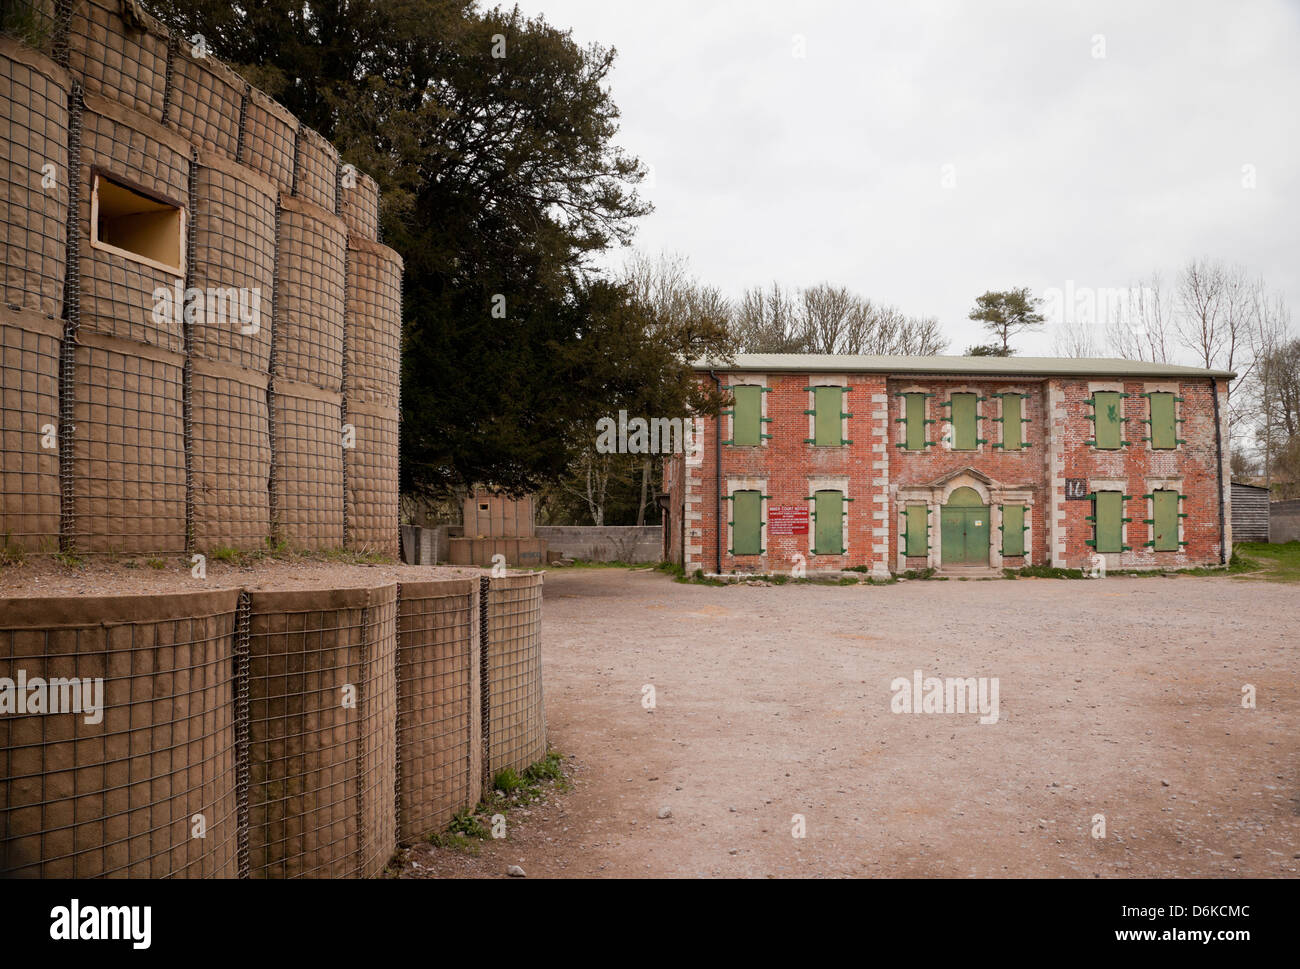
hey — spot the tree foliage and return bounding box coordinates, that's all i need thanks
[967,288,1045,354]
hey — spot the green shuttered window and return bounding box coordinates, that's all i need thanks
[813,490,844,555]
[812,386,845,446]
[1001,504,1026,557]
[904,505,928,557]
[1151,491,1180,551]
[951,393,978,450]
[1148,392,1177,450]
[903,393,927,450]
[1091,392,1124,449]
[731,385,762,447]
[731,491,762,555]
[1001,394,1023,450]
[1091,491,1124,553]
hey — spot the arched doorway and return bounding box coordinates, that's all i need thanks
[941,486,989,565]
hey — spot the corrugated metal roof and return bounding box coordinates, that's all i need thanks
[694,353,1234,379]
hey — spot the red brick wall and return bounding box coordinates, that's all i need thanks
[887,379,1051,566]
[674,371,1227,573]
[1055,378,1226,569]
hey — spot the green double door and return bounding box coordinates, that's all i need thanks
[940,487,989,565]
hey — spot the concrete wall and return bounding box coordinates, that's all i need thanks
[1272,499,1300,543]
[537,525,662,563]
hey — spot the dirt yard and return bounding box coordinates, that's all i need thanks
[403,568,1299,878]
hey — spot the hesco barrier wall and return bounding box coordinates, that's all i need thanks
[72,330,187,554]
[78,92,191,353]
[1,2,401,558]
[484,572,547,776]
[395,579,480,843]
[1,36,69,318]
[344,402,400,557]
[191,154,276,372]
[191,358,271,551]
[340,170,380,242]
[1,575,545,876]
[0,308,61,551]
[241,85,296,196]
[344,237,402,408]
[0,589,241,878]
[293,124,339,215]
[273,379,345,550]
[68,0,169,123]
[277,197,346,392]
[246,584,396,879]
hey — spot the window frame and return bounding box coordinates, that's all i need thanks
[89,169,187,277]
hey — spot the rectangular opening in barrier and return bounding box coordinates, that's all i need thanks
[91,172,185,276]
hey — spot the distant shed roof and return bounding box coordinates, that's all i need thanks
[694,354,1234,380]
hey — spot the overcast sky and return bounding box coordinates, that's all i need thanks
[508,0,1299,357]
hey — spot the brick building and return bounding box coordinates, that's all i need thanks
[664,354,1233,576]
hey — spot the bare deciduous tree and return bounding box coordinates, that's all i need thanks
[730,281,948,356]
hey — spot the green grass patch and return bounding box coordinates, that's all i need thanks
[1226,542,1297,581]
[492,767,525,794]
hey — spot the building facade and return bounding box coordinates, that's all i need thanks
[665,355,1233,575]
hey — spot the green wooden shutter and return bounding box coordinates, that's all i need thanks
[814,386,843,446]
[1149,393,1176,450]
[1152,491,1179,551]
[904,505,928,557]
[904,393,926,450]
[1093,392,1123,449]
[1001,504,1025,556]
[732,386,762,447]
[1001,394,1022,450]
[1093,491,1123,553]
[952,393,977,450]
[813,490,843,555]
[732,491,762,555]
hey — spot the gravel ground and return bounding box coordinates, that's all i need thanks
[403,567,1299,879]
[0,555,484,597]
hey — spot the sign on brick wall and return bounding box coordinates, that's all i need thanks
[769,505,809,535]
[1066,478,1089,499]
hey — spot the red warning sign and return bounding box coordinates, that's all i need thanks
[768,505,809,536]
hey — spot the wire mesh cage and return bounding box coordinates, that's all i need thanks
[190,359,270,553]
[67,0,169,124]
[394,579,479,843]
[0,307,61,552]
[339,169,379,242]
[0,589,241,877]
[343,402,398,557]
[484,573,546,775]
[1,36,69,319]
[78,93,190,353]
[190,155,276,372]
[239,84,295,197]
[271,380,343,550]
[344,237,401,409]
[292,123,338,214]
[71,332,186,554]
[245,584,396,879]
[165,43,242,161]
[275,197,345,392]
